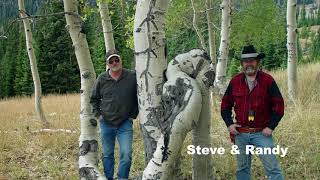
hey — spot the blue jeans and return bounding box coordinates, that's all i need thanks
[99,118,133,180]
[234,132,284,180]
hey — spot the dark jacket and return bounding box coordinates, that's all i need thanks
[90,69,139,126]
[221,71,284,130]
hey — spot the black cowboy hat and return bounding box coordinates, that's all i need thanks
[240,45,265,60]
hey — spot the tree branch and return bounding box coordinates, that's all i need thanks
[190,0,207,51]
[1,11,82,39]
[17,11,81,20]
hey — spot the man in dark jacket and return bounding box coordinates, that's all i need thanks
[221,45,284,180]
[90,49,138,180]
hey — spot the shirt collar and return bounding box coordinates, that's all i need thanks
[242,70,261,82]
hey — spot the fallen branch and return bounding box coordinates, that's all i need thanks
[0,129,78,134]
[31,128,78,134]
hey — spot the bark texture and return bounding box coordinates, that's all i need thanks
[134,1,215,179]
[142,49,215,180]
[134,0,170,165]
[206,0,217,64]
[191,55,215,180]
[98,0,115,52]
[287,0,298,102]
[63,0,105,179]
[215,0,232,95]
[18,0,49,128]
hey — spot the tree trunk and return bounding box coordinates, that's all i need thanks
[190,3,215,178]
[133,0,170,165]
[206,0,217,112]
[140,49,215,180]
[215,0,232,95]
[63,0,105,179]
[142,51,203,179]
[18,0,49,128]
[287,0,298,102]
[98,0,115,71]
[98,0,115,52]
[190,0,207,51]
[192,74,214,180]
[206,0,217,64]
[134,1,216,179]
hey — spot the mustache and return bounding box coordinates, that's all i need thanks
[244,66,257,74]
[245,66,254,70]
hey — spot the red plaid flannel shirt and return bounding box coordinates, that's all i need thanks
[221,71,284,130]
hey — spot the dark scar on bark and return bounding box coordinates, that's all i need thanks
[79,140,98,156]
[172,58,179,65]
[89,119,97,127]
[161,78,193,162]
[82,71,91,79]
[191,59,204,78]
[205,70,216,87]
[79,167,98,180]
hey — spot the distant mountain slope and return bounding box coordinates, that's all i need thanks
[0,0,43,27]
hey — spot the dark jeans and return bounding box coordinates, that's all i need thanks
[100,118,133,180]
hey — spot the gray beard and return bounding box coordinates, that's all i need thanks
[244,66,257,75]
[110,66,121,72]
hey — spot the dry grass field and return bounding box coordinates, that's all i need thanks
[0,63,319,179]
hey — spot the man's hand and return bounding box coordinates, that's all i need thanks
[228,124,241,135]
[262,127,273,136]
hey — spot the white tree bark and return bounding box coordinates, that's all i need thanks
[205,0,217,110]
[190,0,207,51]
[98,0,115,71]
[134,1,215,179]
[206,0,217,64]
[215,0,232,95]
[189,50,215,180]
[287,0,298,102]
[134,0,170,165]
[18,0,49,128]
[141,49,215,180]
[192,57,214,179]
[63,0,105,179]
[98,0,115,52]
[143,53,202,180]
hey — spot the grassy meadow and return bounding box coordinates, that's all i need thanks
[0,63,320,179]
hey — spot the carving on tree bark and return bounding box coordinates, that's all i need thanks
[287,0,298,102]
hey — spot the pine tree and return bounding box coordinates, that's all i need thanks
[14,28,33,96]
[34,1,80,94]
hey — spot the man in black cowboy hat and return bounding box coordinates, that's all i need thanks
[221,45,285,179]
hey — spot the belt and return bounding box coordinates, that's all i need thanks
[229,127,264,144]
[237,127,263,133]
